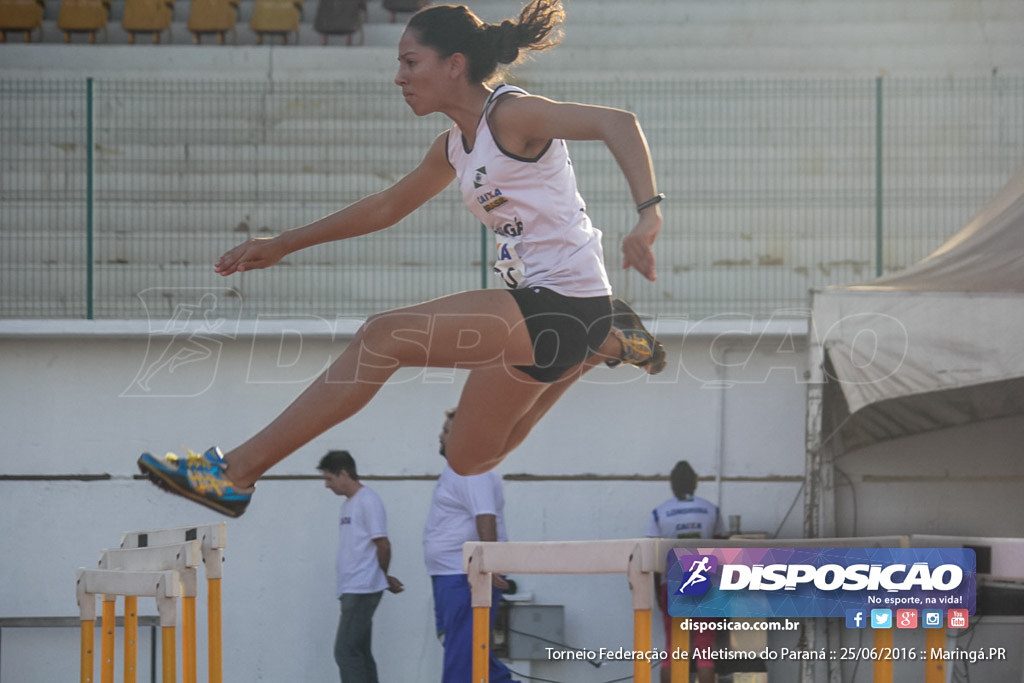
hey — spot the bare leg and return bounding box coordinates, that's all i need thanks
[495,332,621,459]
[223,290,535,487]
[445,328,625,474]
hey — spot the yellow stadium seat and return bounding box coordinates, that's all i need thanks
[249,0,301,44]
[187,0,237,43]
[0,0,46,42]
[56,0,109,43]
[122,0,174,43]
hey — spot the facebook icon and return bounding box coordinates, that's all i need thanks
[846,609,867,629]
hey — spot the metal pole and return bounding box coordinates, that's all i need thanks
[160,627,175,683]
[124,596,138,683]
[670,617,689,683]
[207,577,222,683]
[100,598,115,683]
[873,628,894,683]
[86,77,95,320]
[875,75,884,278]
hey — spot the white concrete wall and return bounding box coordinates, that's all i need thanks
[2,321,1023,681]
[1,323,807,682]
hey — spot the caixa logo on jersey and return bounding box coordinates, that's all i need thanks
[666,547,976,618]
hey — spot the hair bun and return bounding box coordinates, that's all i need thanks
[493,20,520,65]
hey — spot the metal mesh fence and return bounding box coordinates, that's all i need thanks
[1,76,1022,320]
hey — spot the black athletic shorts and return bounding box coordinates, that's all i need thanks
[507,286,613,383]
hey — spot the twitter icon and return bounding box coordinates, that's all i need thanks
[870,609,893,628]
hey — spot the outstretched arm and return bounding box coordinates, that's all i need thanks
[215,132,456,276]
[490,95,662,281]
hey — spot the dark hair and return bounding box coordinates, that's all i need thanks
[317,450,358,479]
[670,460,698,499]
[406,1,565,84]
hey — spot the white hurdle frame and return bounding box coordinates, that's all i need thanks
[76,523,227,683]
[76,569,181,683]
[97,542,202,683]
[464,535,975,683]
[119,524,227,683]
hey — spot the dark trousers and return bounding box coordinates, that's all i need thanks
[335,591,383,683]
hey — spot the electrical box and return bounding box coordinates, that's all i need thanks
[505,604,565,660]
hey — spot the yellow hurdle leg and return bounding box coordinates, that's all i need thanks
[208,577,223,683]
[633,609,652,683]
[472,606,490,683]
[925,627,946,683]
[101,597,116,683]
[80,619,96,683]
[670,617,690,683]
[873,627,894,683]
[183,595,196,683]
[161,626,176,683]
[124,596,138,683]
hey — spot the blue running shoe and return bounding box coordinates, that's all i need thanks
[138,447,253,518]
[605,299,667,374]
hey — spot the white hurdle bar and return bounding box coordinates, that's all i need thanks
[76,569,181,683]
[119,524,226,683]
[464,539,659,683]
[97,542,201,683]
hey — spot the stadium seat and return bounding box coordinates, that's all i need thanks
[56,0,109,43]
[313,0,364,45]
[187,0,238,43]
[382,0,428,23]
[122,0,174,43]
[249,0,302,44]
[0,0,46,42]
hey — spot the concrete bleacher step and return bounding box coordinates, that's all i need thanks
[0,198,473,233]
[1,224,949,279]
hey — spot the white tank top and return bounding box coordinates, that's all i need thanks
[446,85,612,297]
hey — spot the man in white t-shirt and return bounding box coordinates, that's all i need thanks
[646,460,725,683]
[423,409,516,683]
[319,450,403,683]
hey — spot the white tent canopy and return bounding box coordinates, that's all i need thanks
[810,164,1024,454]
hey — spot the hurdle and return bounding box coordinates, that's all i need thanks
[119,523,227,683]
[465,539,659,683]
[77,568,181,683]
[97,542,201,683]
[464,536,973,683]
[76,523,226,683]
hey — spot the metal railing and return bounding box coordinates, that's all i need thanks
[1,76,1021,320]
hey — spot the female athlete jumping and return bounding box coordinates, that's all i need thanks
[139,0,665,517]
